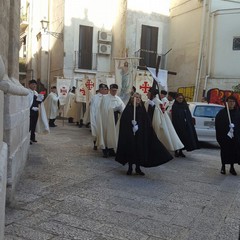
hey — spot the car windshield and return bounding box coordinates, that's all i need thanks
[193,106,223,118]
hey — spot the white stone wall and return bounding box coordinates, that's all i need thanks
[0,90,7,240]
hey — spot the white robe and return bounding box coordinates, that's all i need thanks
[36,103,50,134]
[96,94,125,150]
[90,93,103,138]
[145,98,184,151]
[44,92,59,119]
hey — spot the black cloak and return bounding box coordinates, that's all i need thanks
[115,102,173,167]
[171,101,199,151]
[215,108,240,164]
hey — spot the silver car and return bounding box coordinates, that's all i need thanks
[188,102,224,142]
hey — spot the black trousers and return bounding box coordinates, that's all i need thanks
[29,111,38,141]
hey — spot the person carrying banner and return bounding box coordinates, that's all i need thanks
[145,88,184,152]
[96,84,125,158]
[115,92,173,176]
[215,96,240,175]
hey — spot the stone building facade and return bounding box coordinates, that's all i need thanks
[0,0,30,238]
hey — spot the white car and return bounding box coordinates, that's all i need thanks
[188,102,224,142]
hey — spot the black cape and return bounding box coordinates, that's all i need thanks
[215,108,240,164]
[172,101,199,151]
[115,103,173,167]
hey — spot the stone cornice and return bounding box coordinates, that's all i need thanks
[0,55,29,96]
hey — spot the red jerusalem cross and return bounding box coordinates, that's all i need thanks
[60,87,68,95]
[80,88,86,96]
[140,81,151,94]
[85,79,94,90]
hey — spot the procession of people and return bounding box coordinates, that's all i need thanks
[27,77,240,177]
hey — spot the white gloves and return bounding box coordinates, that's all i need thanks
[148,100,155,106]
[36,94,44,102]
[32,107,39,111]
[132,120,138,134]
[229,123,235,128]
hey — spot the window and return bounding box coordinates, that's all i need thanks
[140,25,158,67]
[233,37,240,50]
[194,106,223,118]
[78,25,93,69]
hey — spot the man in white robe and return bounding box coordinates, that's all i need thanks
[44,86,59,127]
[90,84,109,150]
[96,84,125,158]
[145,88,184,152]
[160,90,169,110]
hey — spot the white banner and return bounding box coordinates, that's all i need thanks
[135,70,153,102]
[115,58,139,104]
[147,67,168,91]
[75,77,96,103]
[57,78,72,105]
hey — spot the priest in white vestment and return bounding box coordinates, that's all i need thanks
[90,84,109,150]
[145,88,184,152]
[44,86,59,127]
[96,84,125,158]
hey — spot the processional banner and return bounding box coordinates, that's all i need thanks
[57,78,72,105]
[75,77,96,103]
[114,58,139,104]
[147,67,168,91]
[135,70,153,102]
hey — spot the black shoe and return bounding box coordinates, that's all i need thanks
[220,166,226,175]
[49,124,57,127]
[108,149,116,157]
[102,149,108,158]
[31,140,37,143]
[30,141,33,145]
[230,167,237,176]
[174,151,179,157]
[127,168,132,175]
[86,123,90,128]
[93,146,97,150]
[179,151,186,157]
[136,168,145,176]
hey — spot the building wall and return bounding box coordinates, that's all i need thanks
[0,1,30,238]
[167,0,203,94]
[168,0,240,100]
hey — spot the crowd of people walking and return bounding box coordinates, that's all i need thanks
[28,80,240,176]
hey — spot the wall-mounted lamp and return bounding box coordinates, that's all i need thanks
[40,19,63,40]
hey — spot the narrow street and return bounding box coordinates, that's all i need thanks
[5,120,240,240]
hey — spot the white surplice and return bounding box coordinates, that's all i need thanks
[145,97,184,151]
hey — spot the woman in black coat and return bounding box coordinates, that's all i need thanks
[171,93,199,157]
[115,93,173,176]
[215,96,240,175]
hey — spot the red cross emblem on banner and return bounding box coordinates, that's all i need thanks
[140,81,151,93]
[85,79,94,90]
[60,86,68,95]
[80,88,86,96]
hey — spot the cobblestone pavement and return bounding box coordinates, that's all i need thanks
[5,120,240,240]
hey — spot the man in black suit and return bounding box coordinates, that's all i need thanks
[28,80,43,144]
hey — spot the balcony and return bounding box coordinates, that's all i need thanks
[74,51,97,72]
[20,13,29,33]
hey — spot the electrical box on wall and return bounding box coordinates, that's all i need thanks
[98,31,112,42]
[98,44,111,55]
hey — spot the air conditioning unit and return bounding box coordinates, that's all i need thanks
[99,44,111,55]
[98,31,112,42]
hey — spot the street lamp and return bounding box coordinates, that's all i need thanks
[40,19,63,40]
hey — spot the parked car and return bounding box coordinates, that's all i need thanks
[188,102,224,142]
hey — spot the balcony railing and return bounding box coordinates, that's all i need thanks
[74,51,97,71]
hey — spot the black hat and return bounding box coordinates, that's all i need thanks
[110,84,118,89]
[148,87,159,96]
[161,90,167,95]
[168,91,177,98]
[99,83,108,89]
[29,79,37,84]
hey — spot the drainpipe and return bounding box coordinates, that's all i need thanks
[193,0,208,101]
